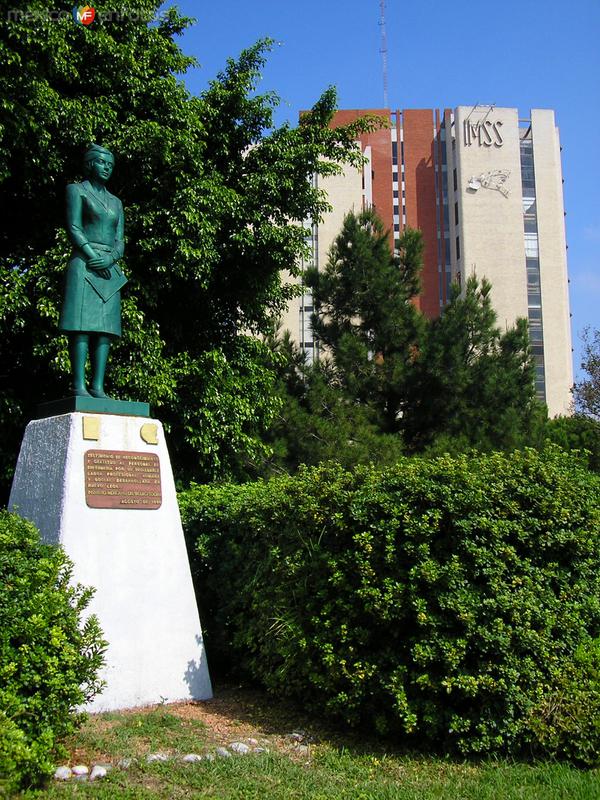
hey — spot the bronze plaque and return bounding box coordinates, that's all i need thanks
[85,449,162,510]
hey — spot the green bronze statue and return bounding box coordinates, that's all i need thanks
[59,144,127,398]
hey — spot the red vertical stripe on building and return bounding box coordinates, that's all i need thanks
[327,109,441,317]
[402,109,440,318]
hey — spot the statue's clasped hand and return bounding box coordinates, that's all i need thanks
[87,251,112,279]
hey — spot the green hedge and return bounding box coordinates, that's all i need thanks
[0,512,106,792]
[180,447,600,762]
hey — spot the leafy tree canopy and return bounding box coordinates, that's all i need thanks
[574,327,600,420]
[0,1,378,496]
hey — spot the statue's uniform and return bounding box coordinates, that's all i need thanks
[59,181,125,336]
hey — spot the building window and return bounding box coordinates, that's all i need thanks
[520,133,546,403]
[522,197,536,214]
[524,215,538,233]
[524,233,539,257]
[529,325,543,343]
[455,235,460,260]
[453,168,457,192]
[454,202,459,226]
[445,270,452,298]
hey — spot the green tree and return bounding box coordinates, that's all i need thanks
[574,326,600,420]
[545,414,600,473]
[307,209,425,433]
[0,1,376,497]
[403,277,545,452]
[254,330,404,476]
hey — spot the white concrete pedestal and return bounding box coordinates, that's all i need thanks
[9,412,212,712]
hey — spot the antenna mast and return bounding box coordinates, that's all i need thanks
[379,0,389,107]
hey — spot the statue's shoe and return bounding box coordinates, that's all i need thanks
[71,385,91,397]
[89,387,112,400]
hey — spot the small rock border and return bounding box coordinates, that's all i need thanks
[53,738,277,781]
[53,764,110,782]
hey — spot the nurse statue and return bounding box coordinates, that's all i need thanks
[59,144,127,398]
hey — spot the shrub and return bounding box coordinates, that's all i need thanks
[544,415,600,473]
[527,637,600,767]
[0,511,106,792]
[180,446,600,761]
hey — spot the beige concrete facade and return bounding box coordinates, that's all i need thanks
[448,106,573,415]
[451,106,529,327]
[280,162,363,361]
[529,109,573,415]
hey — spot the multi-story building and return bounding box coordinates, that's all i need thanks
[281,106,573,417]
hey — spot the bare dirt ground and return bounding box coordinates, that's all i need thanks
[69,684,329,766]
[167,686,317,757]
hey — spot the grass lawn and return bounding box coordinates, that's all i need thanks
[20,686,600,800]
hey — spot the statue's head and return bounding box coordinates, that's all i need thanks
[83,144,114,183]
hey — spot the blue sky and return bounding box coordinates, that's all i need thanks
[169,0,599,377]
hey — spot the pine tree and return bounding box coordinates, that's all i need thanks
[403,277,545,452]
[252,328,404,476]
[307,209,424,432]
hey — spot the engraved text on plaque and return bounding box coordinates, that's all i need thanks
[85,450,162,509]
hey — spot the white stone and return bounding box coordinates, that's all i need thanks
[182,753,203,763]
[9,413,212,712]
[90,765,109,780]
[72,765,89,776]
[247,738,258,746]
[215,747,232,758]
[53,766,72,781]
[117,758,133,769]
[230,742,250,755]
[147,752,170,763]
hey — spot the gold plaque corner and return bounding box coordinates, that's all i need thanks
[82,416,100,441]
[140,423,158,445]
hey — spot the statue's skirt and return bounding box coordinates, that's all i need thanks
[58,248,123,337]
